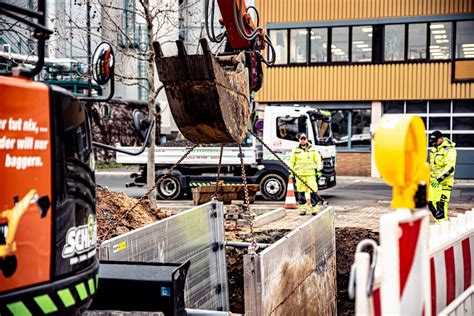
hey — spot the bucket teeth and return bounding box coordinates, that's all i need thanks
[153,41,164,59]
[199,38,211,56]
[176,40,187,56]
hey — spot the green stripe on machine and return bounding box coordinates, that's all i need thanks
[7,301,32,316]
[57,288,76,308]
[96,273,99,290]
[75,283,88,301]
[88,278,95,295]
[34,294,58,314]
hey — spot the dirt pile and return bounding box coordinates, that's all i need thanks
[96,186,170,240]
[336,227,379,315]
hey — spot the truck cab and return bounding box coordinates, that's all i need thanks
[261,105,337,191]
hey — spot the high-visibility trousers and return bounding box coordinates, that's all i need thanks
[428,181,452,222]
[294,175,318,208]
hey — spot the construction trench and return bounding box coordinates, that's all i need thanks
[92,188,389,315]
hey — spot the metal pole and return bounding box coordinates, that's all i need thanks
[225,241,270,249]
[87,0,92,97]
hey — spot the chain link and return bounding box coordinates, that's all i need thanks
[100,144,198,240]
[238,143,258,254]
[249,130,328,204]
[213,144,224,198]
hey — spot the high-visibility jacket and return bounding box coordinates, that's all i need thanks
[430,138,457,185]
[290,144,322,177]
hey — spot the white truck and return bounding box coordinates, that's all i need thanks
[116,105,337,200]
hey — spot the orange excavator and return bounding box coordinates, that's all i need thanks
[0,0,271,314]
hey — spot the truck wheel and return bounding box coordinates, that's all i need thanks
[260,174,286,201]
[157,175,181,200]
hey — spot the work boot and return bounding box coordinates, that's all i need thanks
[311,205,319,216]
[298,205,307,216]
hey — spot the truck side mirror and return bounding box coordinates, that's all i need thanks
[92,42,115,85]
[298,115,307,133]
[132,109,152,144]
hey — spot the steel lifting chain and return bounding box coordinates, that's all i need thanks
[238,143,258,255]
[213,144,225,199]
[101,144,198,240]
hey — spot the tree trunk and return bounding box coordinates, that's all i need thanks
[144,0,157,208]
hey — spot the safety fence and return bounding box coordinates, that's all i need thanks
[98,201,229,311]
[352,209,474,316]
[244,207,336,315]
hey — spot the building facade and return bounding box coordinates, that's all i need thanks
[255,0,474,178]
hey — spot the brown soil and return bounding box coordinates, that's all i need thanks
[336,227,379,316]
[96,186,171,240]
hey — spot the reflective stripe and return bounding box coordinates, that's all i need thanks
[88,278,96,295]
[34,294,58,314]
[75,283,88,301]
[58,288,76,308]
[7,302,32,316]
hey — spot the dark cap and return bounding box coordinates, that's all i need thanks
[298,133,307,140]
[429,130,443,144]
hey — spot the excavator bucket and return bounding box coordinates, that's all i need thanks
[154,39,250,144]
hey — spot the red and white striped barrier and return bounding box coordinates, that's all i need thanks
[429,211,474,315]
[351,209,474,316]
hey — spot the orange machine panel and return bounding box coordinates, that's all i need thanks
[0,76,52,291]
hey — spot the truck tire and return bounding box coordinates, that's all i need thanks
[260,173,287,201]
[156,175,181,200]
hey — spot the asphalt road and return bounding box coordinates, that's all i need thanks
[96,170,474,208]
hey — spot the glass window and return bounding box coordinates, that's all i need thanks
[276,116,305,141]
[384,24,405,61]
[429,117,450,130]
[406,101,427,113]
[453,100,474,113]
[429,100,451,113]
[455,21,474,59]
[330,110,350,147]
[290,29,308,63]
[351,109,371,148]
[352,26,373,62]
[269,30,288,64]
[452,134,474,147]
[429,22,452,60]
[310,28,328,62]
[408,23,427,59]
[453,117,474,130]
[331,27,349,62]
[383,101,404,113]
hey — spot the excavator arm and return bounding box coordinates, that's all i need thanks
[155,0,274,144]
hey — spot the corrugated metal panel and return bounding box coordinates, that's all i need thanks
[99,202,229,311]
[256,63,474,102]
[244,207,335,315]
[257,0,473,24]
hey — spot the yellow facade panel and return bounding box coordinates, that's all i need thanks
[256,63,474,102]
[257,0,473,24]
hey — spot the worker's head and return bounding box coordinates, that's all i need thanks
[429,130,444,147]
[298,133,308,147]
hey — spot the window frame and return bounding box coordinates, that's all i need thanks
[288,28,309,65]
[309,27,329,64]
[266,18,472,67]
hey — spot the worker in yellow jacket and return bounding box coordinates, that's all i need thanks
[290,133,323,215]
[428,130,457,222]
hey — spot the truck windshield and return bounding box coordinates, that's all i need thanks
[312,119,334,145]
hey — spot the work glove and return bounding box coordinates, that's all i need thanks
[316,171,322,180]
[430,178,440,188]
